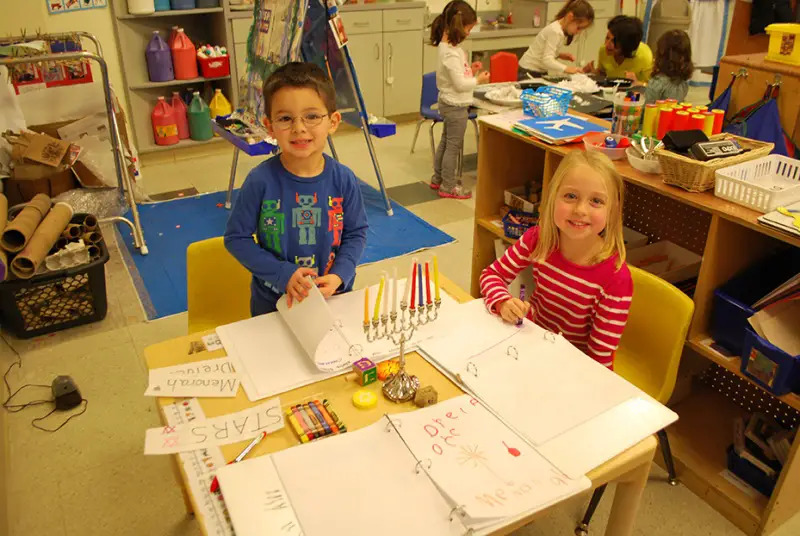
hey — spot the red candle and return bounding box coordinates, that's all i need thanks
[410,262,417,310]
[425,262,431,304]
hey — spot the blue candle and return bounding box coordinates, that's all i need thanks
[418,263,424,307]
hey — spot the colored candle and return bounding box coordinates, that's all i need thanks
[364,287,369,324]
[425,262,431,305]
[404,258,415,305]
[433,255,440,301]
[418,264,423,308]
[392,267,398,314]
[410,263,417,310]
[382,272,389,317]
[373,276,384,322]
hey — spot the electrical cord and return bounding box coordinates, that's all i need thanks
[1,332,88,432]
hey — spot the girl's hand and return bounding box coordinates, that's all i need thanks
[285,268,316,308]
[315,274,342,298]
[471,61,483,75]
[582,61,595,73]
[624,71,638,83]
[559,52,576,62]
[564,65,578,74]
[498,298,531,324]
[477,71,491,84]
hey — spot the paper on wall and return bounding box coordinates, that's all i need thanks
[144,369,240,398]
[144,397,283,455]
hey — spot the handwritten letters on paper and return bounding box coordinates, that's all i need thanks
[144,397,284,455]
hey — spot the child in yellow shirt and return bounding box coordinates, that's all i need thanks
[584,15,653,84]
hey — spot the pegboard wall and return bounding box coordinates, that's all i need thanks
[701,364,800,430]
[623,183,712,256]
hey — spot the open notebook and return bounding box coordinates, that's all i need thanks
[419,300,679,479]
[216,278,460,401]
[216,395,590,536]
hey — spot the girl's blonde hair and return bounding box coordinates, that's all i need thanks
[532,150,626,268]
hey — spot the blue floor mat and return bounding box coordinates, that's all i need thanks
[117,183,455,320]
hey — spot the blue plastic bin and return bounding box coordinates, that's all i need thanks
[726,445,779,497]
[710,248,800,355]
[740,328,800,396]
[369,123,396,138]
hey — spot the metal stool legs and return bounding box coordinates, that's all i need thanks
[574,485,607,536]
[657,429,679,486]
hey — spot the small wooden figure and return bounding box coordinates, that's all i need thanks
[414,386,438,408]
[352,358,377,386]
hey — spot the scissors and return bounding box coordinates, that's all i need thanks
[776,206,800,230]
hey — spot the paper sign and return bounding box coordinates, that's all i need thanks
[154,357,236,376]
[203,333,224,352]
[144,370,240,398]
[144,398,284,455]
[394,395,590,520]
[216,455,304,536]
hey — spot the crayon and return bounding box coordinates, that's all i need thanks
[285,408,311,443]
[312,400,339,434]
[298,404,322,437]
[290,406,315,440]
[307,402,331,436]
[323,399,347,432]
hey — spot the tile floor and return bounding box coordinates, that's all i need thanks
[3,91,800,535]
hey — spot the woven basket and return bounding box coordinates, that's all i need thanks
[655,134,774,192]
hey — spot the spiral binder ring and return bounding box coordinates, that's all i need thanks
[348,344,364,359]
[466,361,478,377]
[507,346,518,360]
[415,458,432,474]
[544,330,557,342]
[449,505,466,521]
[384,418,402,432]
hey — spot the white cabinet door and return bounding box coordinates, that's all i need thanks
[347,33,384,116]
[383,30,423,116]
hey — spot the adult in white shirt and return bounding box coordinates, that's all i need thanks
[518,0,595,79]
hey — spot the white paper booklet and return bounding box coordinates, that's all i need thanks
[217,279,460,402]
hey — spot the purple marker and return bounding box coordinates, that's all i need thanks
[517,285,526,326]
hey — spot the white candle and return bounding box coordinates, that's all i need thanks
[392,267,398,314]
[403,257,416,304]
[382,271,389,317]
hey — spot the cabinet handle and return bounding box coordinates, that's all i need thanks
[374,43,379,60]
[353,22,369,27]
[395,18,411,24]
[386,43,394,85]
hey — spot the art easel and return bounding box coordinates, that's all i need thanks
[0,31,148,255]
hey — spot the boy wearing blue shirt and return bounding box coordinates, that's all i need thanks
[224,62,368,315]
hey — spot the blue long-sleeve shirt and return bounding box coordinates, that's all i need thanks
[224,154,368,315]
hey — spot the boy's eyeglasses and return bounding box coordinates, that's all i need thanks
[271,113,329,130]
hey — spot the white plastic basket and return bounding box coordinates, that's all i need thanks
[714,155,800,213]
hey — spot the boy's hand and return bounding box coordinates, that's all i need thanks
[582,61,595,73]
[565,65,579,74]
[315,274,343,299]
[498,298,530,324]
[477,71,491,84]
[471,61,483,75]
[286,268,317,308]
[559,52,576,62]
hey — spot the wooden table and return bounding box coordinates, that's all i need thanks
[471,114,800,536]
[144,276,656,536]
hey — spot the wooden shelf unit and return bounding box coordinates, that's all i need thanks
[138,135,226,154]
[472,117,800,536]
[110,0,235,154]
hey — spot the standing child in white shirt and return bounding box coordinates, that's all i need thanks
[518,0,595,78]
[430,0,489,199]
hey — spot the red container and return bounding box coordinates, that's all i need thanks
[199,55,230,78]
[673,111,689,130]
[172,29,198,80]
[489,51,518,83]
[712,109,725,134]
[171,91,190,140]
[152,96,179,146]
[657,107,674,139]
[690,114,706,131]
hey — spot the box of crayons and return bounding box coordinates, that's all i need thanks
[285,399,347,443]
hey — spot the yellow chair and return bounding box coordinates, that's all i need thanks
[186,237,252,334]
[576,265,695,536]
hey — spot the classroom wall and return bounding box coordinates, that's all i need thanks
[0,2,126,126]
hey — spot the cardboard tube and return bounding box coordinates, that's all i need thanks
[82,214,98,232]
[88,245,100,260]
[1,194,51,253]
[11,203,74,279]
[0,249,6,283]
[50,237,69,255]
[82,231,103,245]
[0,193,7,234]
[62,224,82,240]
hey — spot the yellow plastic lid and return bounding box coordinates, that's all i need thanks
[352,389,378,410]
[766,23,800,35]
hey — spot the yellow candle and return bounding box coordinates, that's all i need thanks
[373,276,384,322]
[364,287,369,324]
[433,255,440,301]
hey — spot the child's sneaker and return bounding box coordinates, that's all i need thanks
[438,184,472,199]
[430,177,442,190]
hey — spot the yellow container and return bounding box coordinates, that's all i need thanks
[209,89,232,137]
[766,23,800,66]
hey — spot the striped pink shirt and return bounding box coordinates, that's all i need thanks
[480,226,633,369]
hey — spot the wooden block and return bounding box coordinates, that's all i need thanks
[352,358,377,386]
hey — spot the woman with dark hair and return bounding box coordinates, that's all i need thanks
[645,30,693,102]
[584,15,653,84]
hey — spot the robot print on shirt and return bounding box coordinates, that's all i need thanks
[258,199,284,254]
[328,196,344,247]
[292,193,321,246]
[294,255,316,269]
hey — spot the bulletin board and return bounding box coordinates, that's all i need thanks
[47,0,108,15]
[9,37,93,94]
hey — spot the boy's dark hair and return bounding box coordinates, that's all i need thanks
[653,29,693,81]
[607,16,643,59]
[262,62,337,117]
[430,0,478,47]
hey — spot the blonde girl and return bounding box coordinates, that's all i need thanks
[480,151,633,369]
[429,0,490,199]
[519,0,595,78]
